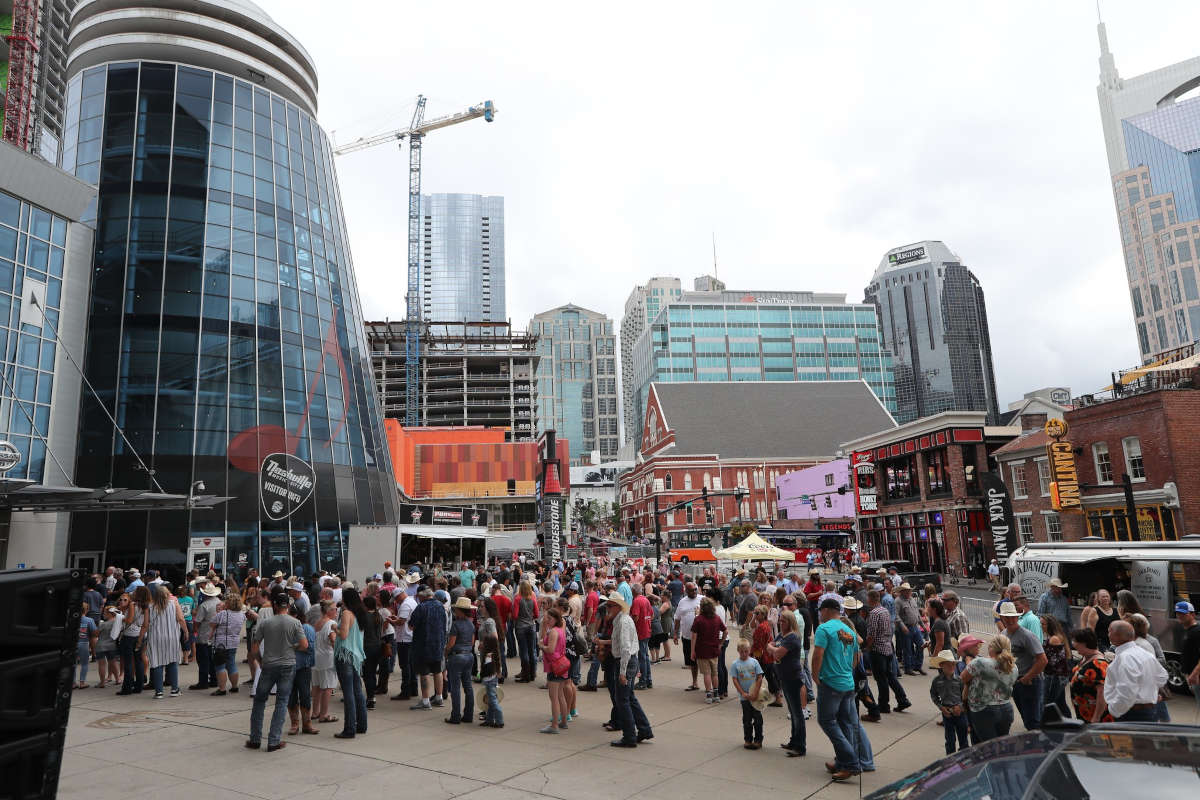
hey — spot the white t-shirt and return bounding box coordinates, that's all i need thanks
[674,595,702,639]
[988,564,1000,577]
[315,618,336,671]
[396,595,417,643]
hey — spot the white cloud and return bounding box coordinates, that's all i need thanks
[262,0,1197,403]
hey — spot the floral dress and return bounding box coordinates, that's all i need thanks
[1070,656,1113,723]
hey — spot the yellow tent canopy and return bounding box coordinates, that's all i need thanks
[714,532,794,561]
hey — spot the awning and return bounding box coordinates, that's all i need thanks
[0,480,231,513]
[1140,352,1200,372]
[1103,353,1175,389]
[715,532,794,561]
[396,525,498,539]
[1013,541,1200,564]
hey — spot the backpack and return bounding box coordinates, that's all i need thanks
[564,617,585,659]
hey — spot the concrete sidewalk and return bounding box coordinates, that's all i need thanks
[59,654,1200,800]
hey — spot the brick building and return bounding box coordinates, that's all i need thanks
[842,412,1019,576]
[618,381,895,545]
[995,387,1200,543]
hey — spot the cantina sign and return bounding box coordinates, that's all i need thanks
[1044,419,1081,512]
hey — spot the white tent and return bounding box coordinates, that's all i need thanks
[714,532,794,561]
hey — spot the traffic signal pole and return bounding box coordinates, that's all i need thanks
[650,486,747,566]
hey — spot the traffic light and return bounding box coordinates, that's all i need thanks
[702,486,713,525]
[837,485,848,494]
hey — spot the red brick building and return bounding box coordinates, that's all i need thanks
[618,381,896,546]
[995,387,1200,543]
[842,412,1019,576]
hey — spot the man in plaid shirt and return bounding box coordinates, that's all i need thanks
[864,590,911,714]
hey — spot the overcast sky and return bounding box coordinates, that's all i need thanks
[265,0,1198,406]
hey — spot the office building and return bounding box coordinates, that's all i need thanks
[2,0,74,160]
[0,137,96,569]
[620,276,681,445]
[530,303,618,462]
[420,192,504,322]
[864,241,999,425]
[626,286,896,448]
[1096,20,1200,358]
[55,0,399,578]
[366,320,538,439]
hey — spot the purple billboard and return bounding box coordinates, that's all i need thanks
[776,459,857,522]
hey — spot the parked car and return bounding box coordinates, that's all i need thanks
[867,719,1200,800]
[861,559,942,594]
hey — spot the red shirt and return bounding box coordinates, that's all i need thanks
[493,592,512,627]
[689,614,726,659]
[630,595,653,640]
[803,580,823,605]
[583,591,599,625]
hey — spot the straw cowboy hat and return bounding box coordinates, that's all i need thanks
[476,684,504,709]
[842,596,862,611]
[997,601,1020,617]
[750,682,773,712]
[453,596,474,612]
[200,583,222,597]
[928,649,957,668]
[606,592,630,612]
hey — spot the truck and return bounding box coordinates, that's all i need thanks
[1006,536,1200,694]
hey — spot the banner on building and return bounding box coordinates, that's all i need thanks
[260,453,315,521]
[851,452,878,515]
[981,470,1019,562]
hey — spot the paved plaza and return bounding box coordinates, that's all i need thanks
[59,653,1200,800]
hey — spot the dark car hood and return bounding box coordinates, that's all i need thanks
[866,724,1200,800]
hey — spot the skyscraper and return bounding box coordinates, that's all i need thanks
[1096,21,1200,358]
[420,192,505,322]
[530,304,618,462]
[864,241,999,425]
[2,0,75,160]
[620,276,680,445]
[626,286,897,448]
[57,0,399,577]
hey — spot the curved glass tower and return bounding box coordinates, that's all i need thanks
[60,0,398,578]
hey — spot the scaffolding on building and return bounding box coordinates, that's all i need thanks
[2,0,39,151]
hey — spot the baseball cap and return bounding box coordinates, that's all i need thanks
[818,598,842,612]
[1176,600,1196,614]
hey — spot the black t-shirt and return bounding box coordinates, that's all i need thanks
[797,607,814,653]
[1182,622,1200,675]
[775,632,805,681]
[928,618,950,653]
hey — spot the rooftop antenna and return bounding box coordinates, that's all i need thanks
[711,232,718,278]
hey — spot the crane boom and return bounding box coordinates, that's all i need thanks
[332,95,497,427]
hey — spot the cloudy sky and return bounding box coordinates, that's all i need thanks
[265,0,1197,405]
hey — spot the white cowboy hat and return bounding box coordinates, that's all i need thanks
[928,649,957,668]
[475,684,504,709]
[200,583,222,597]
[1048,577,1068,589]
[750,682,773,712]
[997,601,1020,617]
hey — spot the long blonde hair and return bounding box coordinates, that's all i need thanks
[990,634,1016,674]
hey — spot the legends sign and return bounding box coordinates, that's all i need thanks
[260,452,316,521]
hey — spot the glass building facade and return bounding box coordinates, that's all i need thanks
[530,304,618,462]
[421,193,505,322]
[0,188,69,483]
[58,60,398,577]
[627,290,896,447]
[864,241,999,425]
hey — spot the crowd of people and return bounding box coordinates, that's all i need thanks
[73,556,1199,770]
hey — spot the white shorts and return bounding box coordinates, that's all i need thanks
[314,667,338,690]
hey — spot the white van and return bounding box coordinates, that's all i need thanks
[1006,536,1200,694]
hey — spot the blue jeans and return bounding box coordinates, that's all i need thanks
[77,641,90,684]
[904,628,924,672]
[779,676,807,752]
[250,663,295,747]
[817,686,874,773]
[586,655,602,688]
[1116,705,1158,722]
[336,657,368,736]
[288,667,312,710]
[1012,676,1044,730]
[717,639,729,696]
[150,662,179,693]
[213,645,238,677]
[516,627,537,672]
[943,712,969,754]
[194,642,215,687]
[614,662,652,743]
[740,699,764,743]
[869,651,908,709]
[483,676,504,726]
[120,635,144,693]
[970,702,1013,741]
[446,652,474,721]
[637,639,651,686]
[568,653,581,685]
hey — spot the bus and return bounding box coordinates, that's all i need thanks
[667,527,719,564]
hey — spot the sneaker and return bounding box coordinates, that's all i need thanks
[153,691,164,699]
[430,698,444,707]
[705,693,714,704]
[802,707,812,720]
[410,700,431,710]
[169,688,181,698]
[539,725,559,734]
[711,695,720,704]
[568,710,578,720]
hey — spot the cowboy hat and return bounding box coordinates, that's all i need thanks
[606,591,630,612]
[200,583,222,597]
[956,634,984,655]
[405,571,422,583]
[475,684,504,709]
[898,582,913,591]
[842,596,862,611]
[750,682,773,712]
[272,571,284,579]
[1048,577,1068,589]
[928,649,957,668]
[452,596,474,612]
[997,601,1020,617]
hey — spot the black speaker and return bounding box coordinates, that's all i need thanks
[0,569,84,800]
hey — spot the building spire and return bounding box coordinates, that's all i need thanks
[1097,1,1120,89]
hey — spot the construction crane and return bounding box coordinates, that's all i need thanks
[333,96,496,427]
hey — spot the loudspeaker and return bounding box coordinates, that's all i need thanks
[0,569,84,800]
